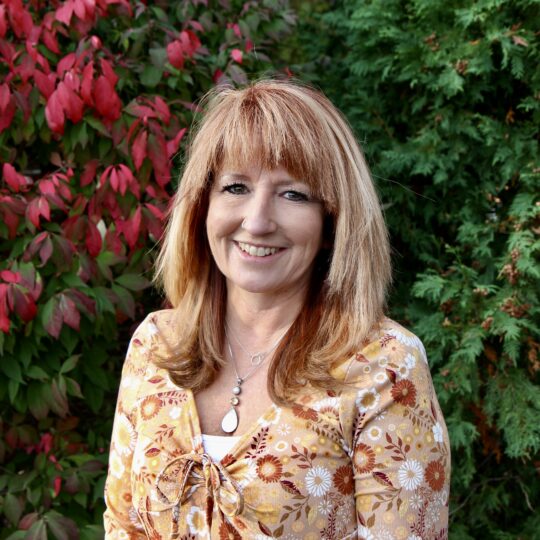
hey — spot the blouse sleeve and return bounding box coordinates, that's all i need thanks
[348,328,450,540]
[103,317,151,538]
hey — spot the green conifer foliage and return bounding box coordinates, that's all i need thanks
[292,0,539,537]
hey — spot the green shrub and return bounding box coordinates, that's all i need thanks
[290,0,540,537]
[0,0,295,536]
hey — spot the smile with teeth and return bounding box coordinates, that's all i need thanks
[237,242,280,257]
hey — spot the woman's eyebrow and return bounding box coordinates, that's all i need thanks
[218,172,250,181]
[273,178,304,187]
[217,172,305,186]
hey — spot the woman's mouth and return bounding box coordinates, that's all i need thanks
[237,242,281,257]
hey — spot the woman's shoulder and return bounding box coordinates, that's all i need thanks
[375,317,427,359]
[331,317,429,384]
[121,309,184,393]
[130,308,177,343]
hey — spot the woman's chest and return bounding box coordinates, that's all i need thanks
[130,380,358,538]
[194,362,275,436]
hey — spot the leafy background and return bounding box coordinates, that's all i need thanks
[0,0,538,538]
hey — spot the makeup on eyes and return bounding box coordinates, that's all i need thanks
[218,178,314,203]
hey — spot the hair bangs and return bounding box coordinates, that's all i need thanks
[205,84,339,213]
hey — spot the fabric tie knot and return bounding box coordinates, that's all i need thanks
[154,452,244,520]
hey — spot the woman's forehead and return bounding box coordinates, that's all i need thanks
[217,164,313,189]
[216,149,314,184]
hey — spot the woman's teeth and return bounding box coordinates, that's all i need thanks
[238,242,279,257]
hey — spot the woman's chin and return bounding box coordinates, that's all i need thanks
[226,280,280,296]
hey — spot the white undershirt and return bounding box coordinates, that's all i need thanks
[202,434,240,462]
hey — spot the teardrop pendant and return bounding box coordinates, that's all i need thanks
[221,407,239,434]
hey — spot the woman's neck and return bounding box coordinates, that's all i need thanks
[224,285,305,354]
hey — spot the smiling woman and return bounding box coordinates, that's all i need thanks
[103,80,450,539]
[206,164,324,297]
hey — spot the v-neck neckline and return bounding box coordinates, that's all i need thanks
[187,388,278,462]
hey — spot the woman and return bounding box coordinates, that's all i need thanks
[104,80,450,539]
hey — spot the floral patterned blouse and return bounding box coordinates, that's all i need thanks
[104,310,450,539]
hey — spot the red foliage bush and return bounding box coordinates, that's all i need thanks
[0,0,294,535]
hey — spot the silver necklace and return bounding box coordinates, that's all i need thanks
[226,323,280,366]
[221,329,288,434]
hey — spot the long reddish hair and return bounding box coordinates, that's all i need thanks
[153,79,391,403]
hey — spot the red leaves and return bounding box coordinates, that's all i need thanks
[43,292,82,338]
[26,196,50,228]
[213,69,224,83]
[55,1,74,25]
[167,127,186,159]
[0,284,11,332]
[41,12,60,54]
[34,71,56,99]
[100,58,118,86]
[125,96,179,174]
[0,194,25,237]
[230,23,242,38]
[93,74,121,121]
[38,433,54,454]
[45,89,66,134]
[80,159,98,186]
[143,202,165,240]
[11,284,37,322]
[53,476,62,497]
[131,129,148,170]
[59,293,80,330]
[57,53,76,77]
[116,206,141,249]
[0,82,15,132]
[166,30,201,69]
[55,0,95,27]
[231,48,243,64]
[153,96,170,124]
[0,266,40,333]
[24,231,54,266]
[100,164,139,198]
[62,215,102,256]
[0,5,7,38]
[29,172,73,222]
[0,270,20,283]
[4,0,33,39]
[57,79,84,123]
[46,57,121,133]
[81,60,94,105]
[147,132,170,187]
[3,163,30,192]
[43,296,63,338]
[167,41,185,70]
[85,220,102,257]
[47,72,85,133]
[0,82,10,111]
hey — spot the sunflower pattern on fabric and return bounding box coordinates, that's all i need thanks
[104,310,450,539]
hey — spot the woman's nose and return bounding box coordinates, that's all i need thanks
[240,192,277,235]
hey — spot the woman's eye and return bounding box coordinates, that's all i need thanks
[222,183,248,195]
[283,190,309,202]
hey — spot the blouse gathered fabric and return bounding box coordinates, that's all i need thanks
[104,310,450,540]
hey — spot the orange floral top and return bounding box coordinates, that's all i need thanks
[104,310,450,539]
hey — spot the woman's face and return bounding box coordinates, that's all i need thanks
[206,162,324,299]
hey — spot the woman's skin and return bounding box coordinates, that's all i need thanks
[194,162,324,436]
